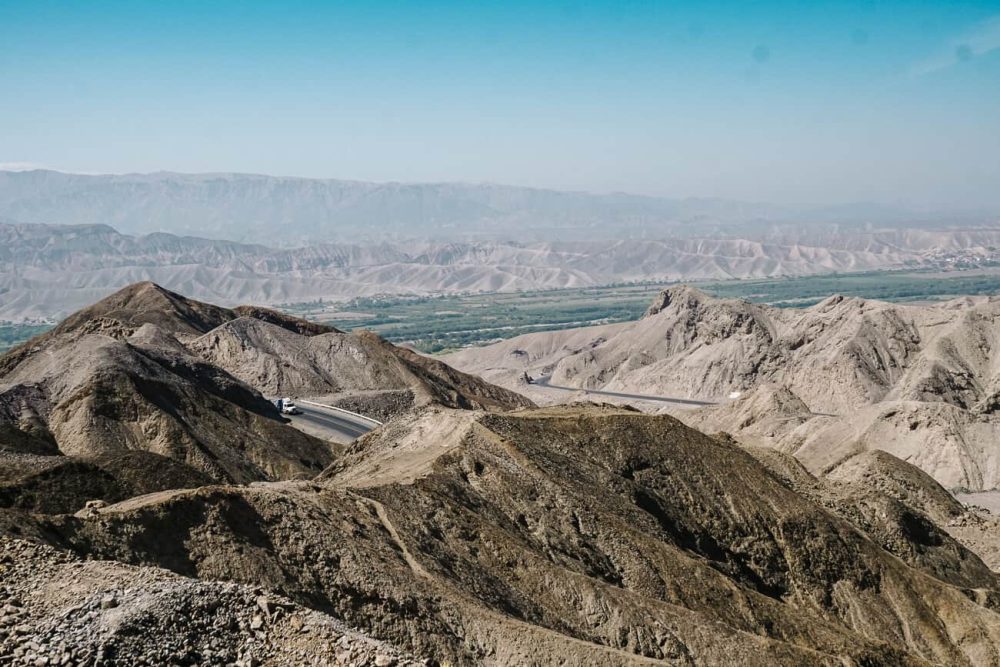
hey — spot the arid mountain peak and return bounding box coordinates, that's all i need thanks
[57,281,235,337]
[6,284,1000,664]
[642,284,714,317]
[0,284,530,514]
[446,287,1000,490]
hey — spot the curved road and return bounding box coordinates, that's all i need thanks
[532,376,838,417]
[533,375,717,407]
[284,402,379,442]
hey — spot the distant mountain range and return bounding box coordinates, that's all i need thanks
[1,169,993,245]
[9,220,1000,321]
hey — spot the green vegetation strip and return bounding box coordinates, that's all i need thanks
[0,324,53,353]
[696,270,1000,306]
[286,269,1000,353]
[9,269,998,357]
[295,284,665,353]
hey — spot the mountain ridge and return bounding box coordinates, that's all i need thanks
[0,282,530,513]
[6,284,1000,663]
[9,220,1000,321]
[444,285,1000,490]
[10,403,1000,664]
[4,169,997,250]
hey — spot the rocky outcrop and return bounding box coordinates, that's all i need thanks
[0,329,336,487]
[0,537,423,666]
[190,317,533,411]
[447,287,1000,490]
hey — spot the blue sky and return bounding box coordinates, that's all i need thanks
[1,1,999,208]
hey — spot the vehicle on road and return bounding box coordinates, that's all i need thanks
[275,397,301,415]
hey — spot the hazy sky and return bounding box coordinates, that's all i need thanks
[2,1,999,208]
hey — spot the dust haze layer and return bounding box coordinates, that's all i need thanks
[4,169,991,245]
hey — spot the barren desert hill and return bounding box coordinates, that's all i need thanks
[444,285,1000,490]
[443,285,917,410]
[0,281,336,374]
[8,404,1000,665]
[680,385,1000,492]
[190,315,532,415]
[0,295,337,492]
[5,284,1000,663]
[0,283,529,514]
[8,283,1000,663]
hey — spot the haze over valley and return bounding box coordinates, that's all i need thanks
[4,169,994,245]
[3,182,1000,324]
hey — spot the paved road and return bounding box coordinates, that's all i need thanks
[533,376,717,407]
[955,491,1000,515]
[532,376,840,416]
[288,403,376,441]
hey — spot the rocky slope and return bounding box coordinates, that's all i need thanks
[190,316,532,414]
[0,282,528,514]
[0,537,424,666]
[9,279,1000,663]
[0,291,337,505]
[445,286,1000,490]
[7,405,1000,665]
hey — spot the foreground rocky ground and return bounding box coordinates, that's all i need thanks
[0,537,424,666]
[5,405,1000,665]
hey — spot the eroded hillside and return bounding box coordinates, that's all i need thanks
[445,286,1000,490]
[7,282,1000,665]
[0,282,529,514]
